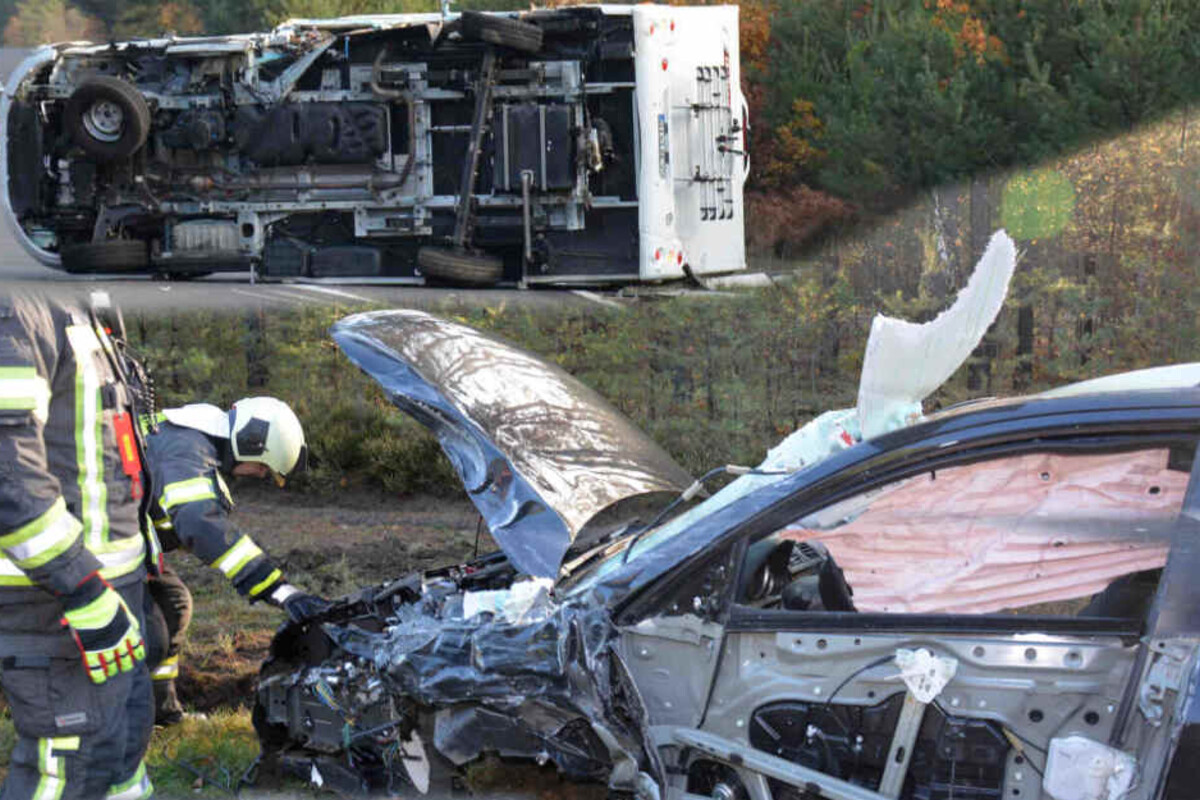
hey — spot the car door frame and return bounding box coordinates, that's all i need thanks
[606,399,1200,800]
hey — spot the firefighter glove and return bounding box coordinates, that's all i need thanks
[282,591,332,624]
[61,572,145,684]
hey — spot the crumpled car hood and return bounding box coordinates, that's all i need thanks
[332,309,694,577]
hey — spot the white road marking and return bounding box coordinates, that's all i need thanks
[286,284,370,302]
[570,290,625,310]
[230,289,307,305]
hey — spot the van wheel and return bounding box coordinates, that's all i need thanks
[60,239,149,273]
[417,247,504,287]
[460,11,543,54]
[64,77,151,161]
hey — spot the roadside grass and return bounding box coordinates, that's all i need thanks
[145,709,272,797]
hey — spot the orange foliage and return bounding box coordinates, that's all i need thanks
[762,98,824,185]
[926,0,1005,65]
[744,185,856,257]
[156,2,204,35]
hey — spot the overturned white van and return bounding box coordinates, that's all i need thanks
[1,5,748,284]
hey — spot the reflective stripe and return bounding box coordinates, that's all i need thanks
[269,583,300,605]
[151,655,179,681]
[150,657,177,681]
[215,535,262,579]
[64,585,120,629]
[65,325,107,553]
[160,477,216,511]
[0,499,82,571]
[0,367,50,423]
[0,536,143,586]
[33,736,79,800]
[248,568,281,598]
[136,412,166,436]
[106,761,152,800]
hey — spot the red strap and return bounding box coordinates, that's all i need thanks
[111,413,144,499]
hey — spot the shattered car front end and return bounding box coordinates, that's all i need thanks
[256,310,691,795]
[257,555,647,795]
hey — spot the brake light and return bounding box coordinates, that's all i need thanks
[662,59,668,71]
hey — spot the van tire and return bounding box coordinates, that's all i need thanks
[460,11,543,54]
[417,247,504,286]
[64,77,152,161]
[60,239,149,273]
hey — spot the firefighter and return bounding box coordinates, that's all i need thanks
[0,291,155,800]
[141,397,328,725]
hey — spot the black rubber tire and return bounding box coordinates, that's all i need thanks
[64,76,151,161]
[60,239,150,273]
[418,247,504,286]
[460,10,543,54]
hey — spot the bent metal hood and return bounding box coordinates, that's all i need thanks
[331,310,694,577]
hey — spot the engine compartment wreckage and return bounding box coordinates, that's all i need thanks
[255,232,1200,799]
[1,5,746,284]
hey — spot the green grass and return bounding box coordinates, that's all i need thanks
[145,709,265,796]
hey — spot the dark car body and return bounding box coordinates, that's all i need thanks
[255,311,1200,800]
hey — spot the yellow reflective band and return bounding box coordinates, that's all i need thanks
[136,412,167,436]
[248,568,282,598]
[106,761,152,800]
[64,586,121,629]
[214,535,263,579]
[0,366,50,423]
[160,477,216,511]
[0,536,143,586]
[0,499,83,571]
[214,472,235,508]
[151,655,179,681]
[34,736,77,800]
[65,325,108,556]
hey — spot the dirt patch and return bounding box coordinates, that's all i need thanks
[178,629,274,711]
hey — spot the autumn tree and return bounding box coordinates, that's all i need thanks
[4,0,100,44]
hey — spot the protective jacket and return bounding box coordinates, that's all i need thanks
[144,419,285,602]
[0,293,150,656]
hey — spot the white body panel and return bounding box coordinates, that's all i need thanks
[633,5,747,279]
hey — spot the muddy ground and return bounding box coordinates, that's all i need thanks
[173,485,485,712]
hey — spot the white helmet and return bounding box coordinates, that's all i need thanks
[229,397,307,482]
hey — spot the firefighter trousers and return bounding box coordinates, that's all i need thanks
[0,583,154,800]
[144,562,192,725]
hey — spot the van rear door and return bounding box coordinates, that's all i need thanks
[632,5,747,280]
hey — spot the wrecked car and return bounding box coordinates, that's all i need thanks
[1,5,746,285]
[255,232,1200,799]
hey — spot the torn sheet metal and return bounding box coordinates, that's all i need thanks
[331,310,694,577]
[857,229,1016,440]
[1043,736,1137,800]
[894,648,957,703]
[298,589,649,789]
[779,449,1181,613]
